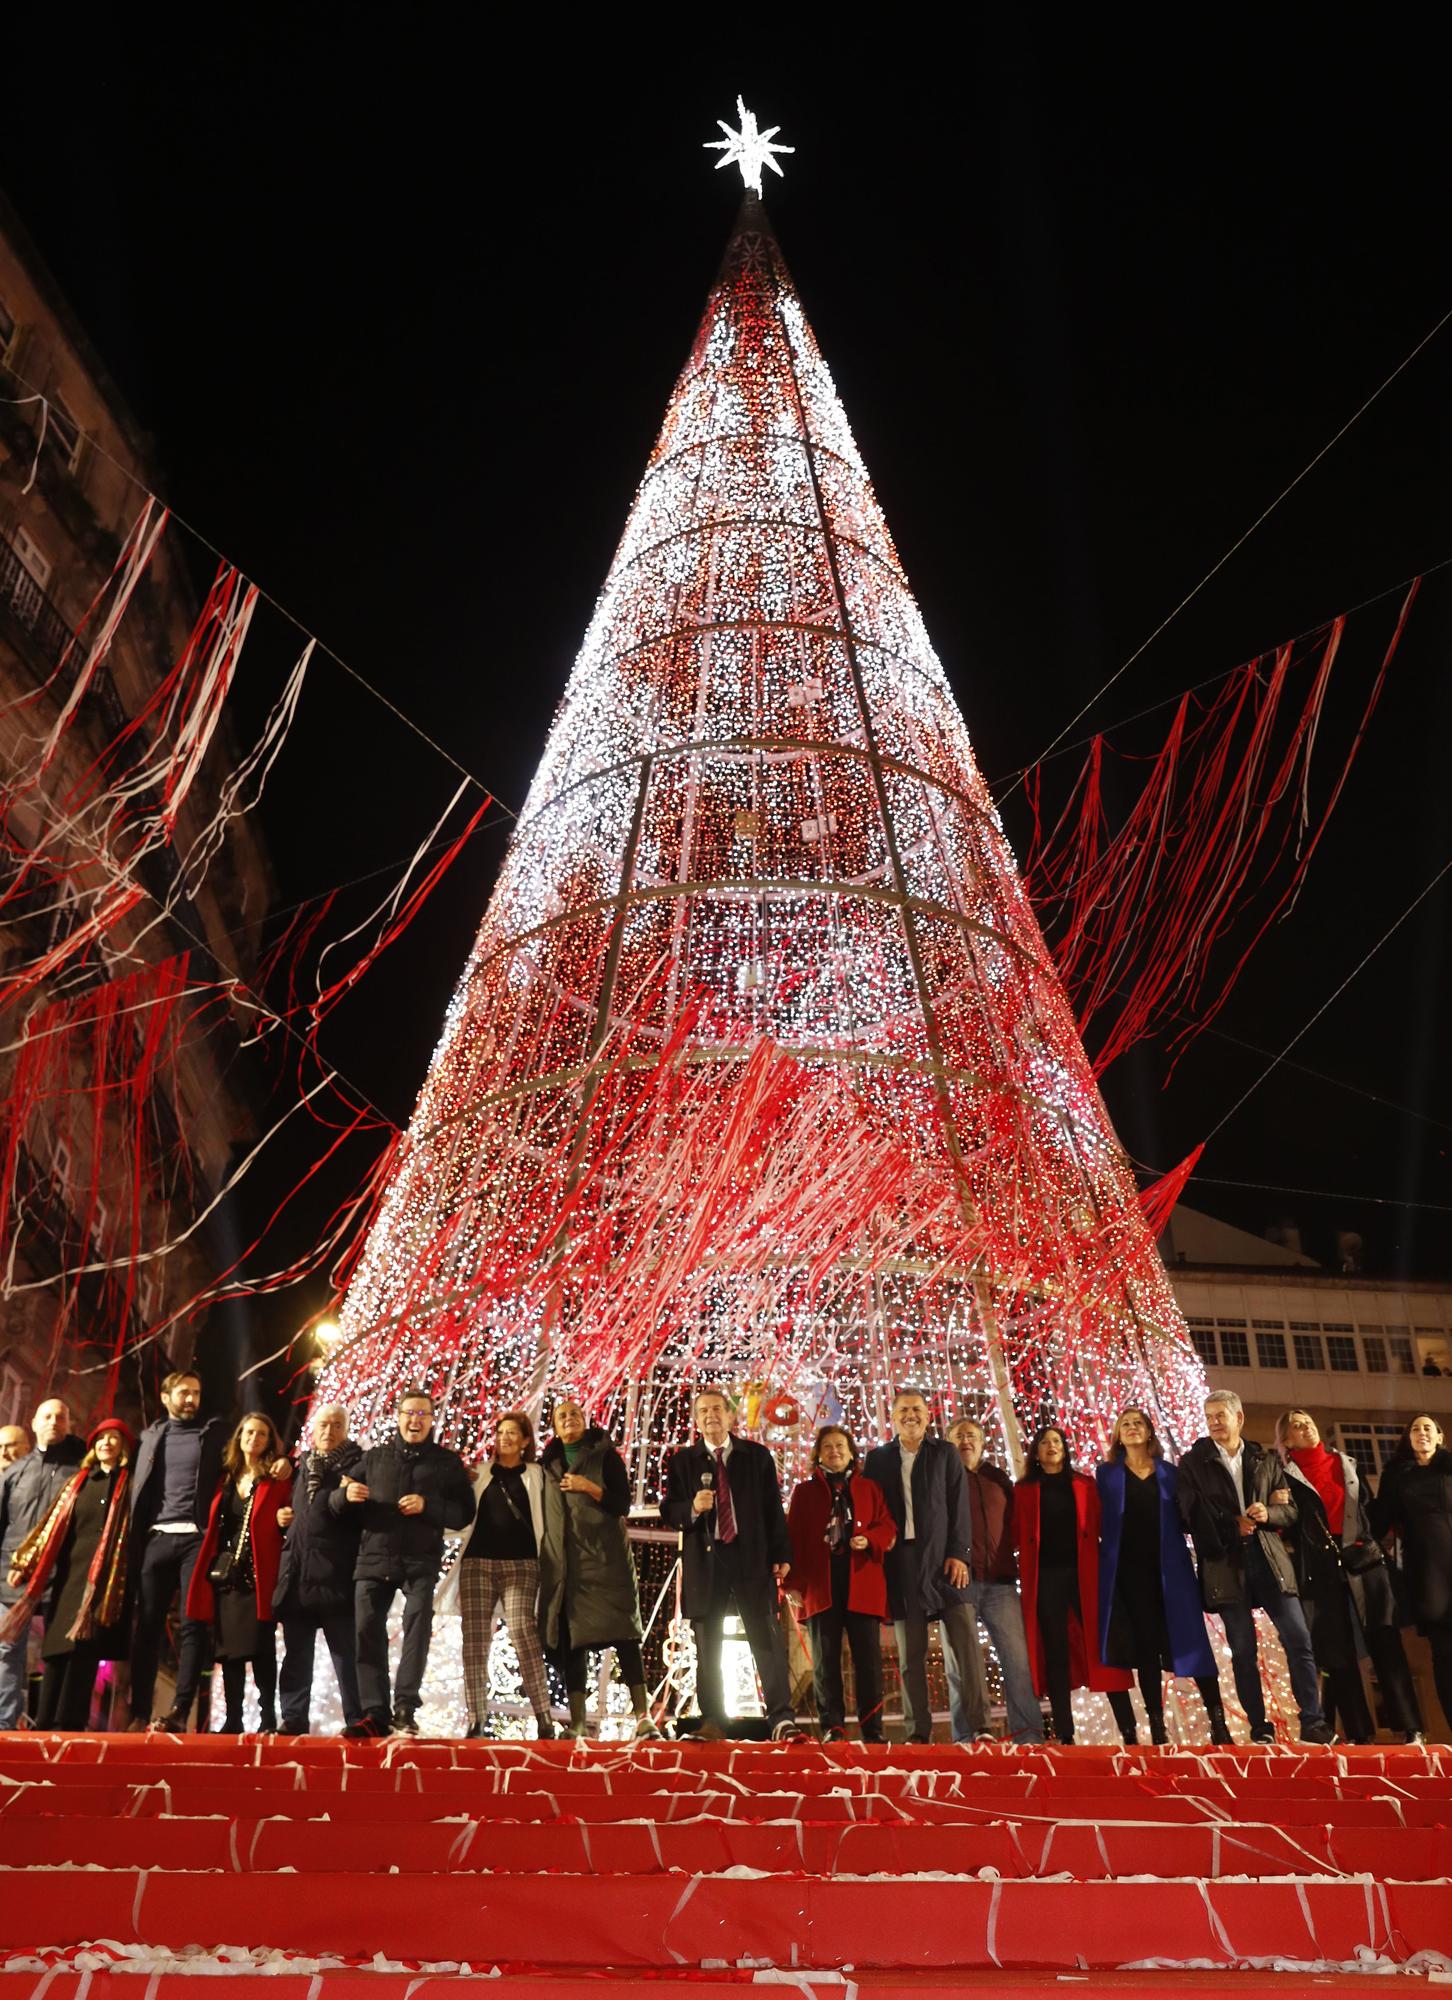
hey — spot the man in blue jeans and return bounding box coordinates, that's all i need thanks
[945,1418,1045,1745]
[1178,1388,1332,1745]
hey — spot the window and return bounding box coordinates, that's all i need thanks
[1255,1330,1289,1368]
[1375,1423,1405,1466]
[1362,1334,1388,1374]
[1388,1334,1415,1376]
[1324,1322,1353,1333]
[1293,1332,1325,1371]
[1327,1335,1359,1373]
[1190,1327,1218,1367]
[1219,1327,1250,1369]
[41,392,81,474]
[1338,1426,1378,1481]
[1252,1318,1285,1328]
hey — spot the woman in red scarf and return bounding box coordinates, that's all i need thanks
[1277,1409,1423,1742]
[187,1413,287,1732]
[785,1426,895,1742]
[0,1416,135,1729]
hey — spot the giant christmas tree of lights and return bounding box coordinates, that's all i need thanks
[319,108,1207,1487]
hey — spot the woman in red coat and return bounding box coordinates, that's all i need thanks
[785,1425,895,1742]
[1012,1424,1134,1744]
[187,1412,288,1732]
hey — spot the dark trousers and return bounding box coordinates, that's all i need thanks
[1324,1623,1423,1739]
[219,1631,277,1731]
[356,1572,435,1724]
[1036,1562,1082,1742]
[280,1610,363,1731]
[809,1586,884,1740]
[36,1648,102,1730]
[1214,1543,1324,1733]
[691,1549,793,1730]
[555,1613,644,1694]
[130,1530,207,1723]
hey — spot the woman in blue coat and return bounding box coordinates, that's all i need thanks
[1097,1407,1225,1745]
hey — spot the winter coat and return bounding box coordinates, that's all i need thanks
[1014,1472,1133,1697]
[1371,1448,1452,1634]
[333,1436,475,1583]
[964,1459,1018,1584]
[1176,1436,1299,1603]
[784,1470,895,1620]
[0,1440,86,1609]
[434,1459,566,1615]
[1095,1458,1216,1678]
[862,1435,973,1621]
[661,1434,792,1621]
[42,1464,132,1660]
[1280,1450,1400,1670]
[129,1416,228,1539]
[186,1475,287,1627]
[272,1443,364,1619]
[539,1429,642,1651]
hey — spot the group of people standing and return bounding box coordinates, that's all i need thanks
[0,1372,1448,1742]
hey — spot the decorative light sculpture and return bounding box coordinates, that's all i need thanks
[319,110,1207,1496]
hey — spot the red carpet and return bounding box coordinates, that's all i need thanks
[1,1736,1449,1992]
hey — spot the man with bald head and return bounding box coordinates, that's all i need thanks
[273,1404,365,1732]
[0,1398,84,1727]
[0,1428,29,1473]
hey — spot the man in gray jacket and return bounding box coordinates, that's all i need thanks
[1177,1388,1331,1744]
[0,1398,84,1728]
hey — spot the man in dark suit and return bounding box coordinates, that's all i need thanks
[865,1390,989,1743]
[661,1387,802,1740]
[0,1397,84,1729]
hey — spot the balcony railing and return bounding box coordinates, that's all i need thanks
[0,528,74,673]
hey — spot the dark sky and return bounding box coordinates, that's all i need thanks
[3,23,1449,1380]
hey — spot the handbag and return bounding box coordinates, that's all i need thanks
[208,1484,258,1592]
[1340,1535,1385,1575]
[1199,1552,1242,1608]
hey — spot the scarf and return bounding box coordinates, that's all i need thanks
[305,1439,358,1501]
[0,1461,130,1645]
[1290,1442,1346,1536]
[822,1469,854,1553]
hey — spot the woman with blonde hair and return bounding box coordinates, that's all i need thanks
[186,1411,288,1732]
[1,1415,136,1728]
[1277,1407,1423,1742]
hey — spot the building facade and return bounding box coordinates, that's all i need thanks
[0,192,273,1433]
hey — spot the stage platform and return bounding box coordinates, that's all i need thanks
[1,1734,1450,1990]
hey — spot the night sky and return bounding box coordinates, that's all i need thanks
[2,26,1449,1384]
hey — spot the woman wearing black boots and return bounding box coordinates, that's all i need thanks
[1097,1408,1226,1745]
[187,1412,287,1732]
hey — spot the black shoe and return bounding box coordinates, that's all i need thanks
[464,1721,485,1739]
[1249,1725,1277,1744]
[342,1714,387,1739]
[152,1710,189,1733]
[1148,1716,1169,1746]
[391,1707,420,1736]
[533,1714,556,1740]
[823,1725,848,1743]
[1208,1714,1233,1746]
[1300,1722,1335,1746]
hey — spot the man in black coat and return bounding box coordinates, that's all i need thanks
[864,1391,989,1743]
[0,1397,84,1729]
[661,1387,800,1739]
[274,1402,365,1732]
[337,1388,473,1735]
[1177,1387,1330,1744]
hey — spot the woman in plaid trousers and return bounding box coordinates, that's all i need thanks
[450,1412,564,1737]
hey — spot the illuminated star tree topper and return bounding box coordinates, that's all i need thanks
[704,95,794,196]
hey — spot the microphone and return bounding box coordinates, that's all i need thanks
[699,1468,716,1543]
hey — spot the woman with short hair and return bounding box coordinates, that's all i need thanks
[186,1411,287,1732]
[540,1399,655,1740]
[1096,1407,1224,1745]
[0,1416,135,1729]
[1013,1424,1133,1744]
[785,1425,894,1742]
[450,1411,559,1739]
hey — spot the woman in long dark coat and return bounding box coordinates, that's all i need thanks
[187,1412,287,1732]
[1013,1424,1133,1743]
[0,1416,134,1729]
[1276,1408,1423,1743]
[539,1398,655,1740]
[1096,1407,1223,1745]
[1370,1413,1452,1738]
